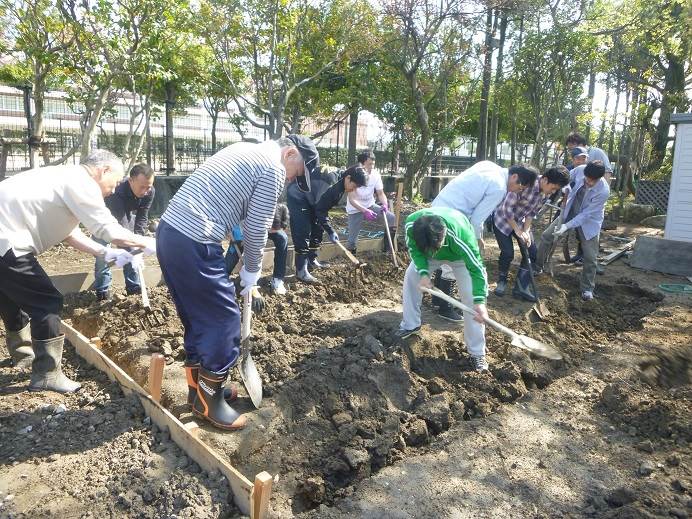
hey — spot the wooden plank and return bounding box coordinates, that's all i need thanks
[148,353,165,402]
[599,240,635,265]
[60,321,259,516]
[252,471,273,519]
[393,182,404,252]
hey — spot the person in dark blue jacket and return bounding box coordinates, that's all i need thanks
[93,163,155,300]
[287,165,367,283]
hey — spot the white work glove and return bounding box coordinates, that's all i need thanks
[104,247,135,268]
[553,224,569,236]
[130,253,144,270]
[140,236,156,256]
[328,231,339,243]
[239,265,261,296]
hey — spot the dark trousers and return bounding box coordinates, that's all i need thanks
[224,230,288,280]
[0,250,63,340]
[287,197,323,257]
[156,221,240,373]
[493,223,537,275]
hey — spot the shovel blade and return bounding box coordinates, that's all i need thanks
[239,340,263,408]
[511,334,563,360]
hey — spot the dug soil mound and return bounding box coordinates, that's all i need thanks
[63,253,669,514]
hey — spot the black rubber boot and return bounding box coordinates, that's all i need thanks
[192,366,246,430]
[96,290,111,302]
[296,254,320,284]
[185,361,237,405]
[384,228,397,252]
[436,278,463,322]
[29,335,81,393]
[6,322,34,369]
[494,272,508,297]
[430,270,444,308]
[512,268,537,302]
[307,249,329,270]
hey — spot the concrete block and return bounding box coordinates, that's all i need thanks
[630,236,692,276]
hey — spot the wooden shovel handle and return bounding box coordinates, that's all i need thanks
[333,239,361,266]
[241,293,252,341]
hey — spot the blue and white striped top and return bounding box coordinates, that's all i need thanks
[161,141,285,273]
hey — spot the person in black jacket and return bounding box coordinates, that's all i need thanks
[287,165,367,283]
[93,163,155,300]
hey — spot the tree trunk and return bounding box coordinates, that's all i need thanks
[584,70,596,142]
[79,87,112,160]
[164,82,176,175]
[646,52,687,173]
[145,98,153,167]
[347,108,358,166]
[608,78,622,156]
[211,112,218,154]
[489,11,508,162]
[476,8,494,161]
[510,16,524,164]
[596,74,611,148]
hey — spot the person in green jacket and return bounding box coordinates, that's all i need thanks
[396,207,490,371]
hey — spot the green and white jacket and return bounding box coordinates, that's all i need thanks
[405,207,488,304]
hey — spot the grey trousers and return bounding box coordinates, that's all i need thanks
[347,205,395,249]
[536,218,599,292]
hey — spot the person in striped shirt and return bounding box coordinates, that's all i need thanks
[492,166,569,300]
[396,207,491,372]
[156,135,318,430]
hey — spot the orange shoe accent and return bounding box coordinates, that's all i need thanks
[185,366,198,388]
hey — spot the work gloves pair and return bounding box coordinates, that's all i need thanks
[363,201,389,222]
[239,266,265,313]
[102,236,156,268]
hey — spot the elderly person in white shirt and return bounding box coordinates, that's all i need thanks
[0,150,155,393]
[345,150,396,253]
[430,160,538,321]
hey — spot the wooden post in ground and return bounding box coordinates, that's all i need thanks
[393,181,404,252]
[252,472,273,519]
[148,353,165,402]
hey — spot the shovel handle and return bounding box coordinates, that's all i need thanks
[333,239,361,266]
[241,293,252,341]
[382,212,398,267]
[135,262,151,309]
[420,286,518,339]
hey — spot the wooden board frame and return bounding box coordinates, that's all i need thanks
[61,320,272,518]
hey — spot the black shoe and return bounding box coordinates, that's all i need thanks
[96,290,111,302]
[192,366,246,430]
[126,287,142,296]
[570,254,583,265]
[438,305,463,322]
[512,268,537,302]
[393,326,421,340]
[494,278,508,297]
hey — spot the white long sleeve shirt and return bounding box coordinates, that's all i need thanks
[431,160,508,238]
[0,165,136,257]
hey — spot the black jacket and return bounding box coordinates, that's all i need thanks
[314,171,348,236]
[104,179,155,235]
[287,166,339,206]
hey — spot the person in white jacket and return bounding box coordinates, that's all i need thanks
[0,150,155,393]
[430,160,538,321]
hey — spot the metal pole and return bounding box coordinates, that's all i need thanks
[335,121,340,166]
[164,82,176,176]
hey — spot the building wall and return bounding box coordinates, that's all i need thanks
[665,116,692,243]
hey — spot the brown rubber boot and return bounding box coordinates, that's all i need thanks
[185,362,237,405]
[6,322,34,370]
[192,366,246,430]
[29,335,81,393]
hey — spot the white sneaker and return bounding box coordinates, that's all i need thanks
[581,290,594,301]
[271,278,287,295]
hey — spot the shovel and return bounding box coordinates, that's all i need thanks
[333,239,369,283]
[420,287,563,360]
[516,237,549,320]
[239,293,263,408]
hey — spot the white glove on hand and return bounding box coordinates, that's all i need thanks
[554,224,569,236]
[104,247,135,268]
[239,266,261,296]
[140,236,156,256]
[130,253,144,270]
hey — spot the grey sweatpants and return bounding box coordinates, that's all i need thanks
[536,218,600,292]
[347,205,395,250]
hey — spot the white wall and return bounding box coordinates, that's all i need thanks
[665,121,692,243]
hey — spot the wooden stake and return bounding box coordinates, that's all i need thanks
[252,471,273,519]
[393,181,404,252]
[148,353,165,402]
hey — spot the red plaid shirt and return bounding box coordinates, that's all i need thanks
[493,179,547,236]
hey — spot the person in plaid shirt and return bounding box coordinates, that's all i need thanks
[493,166,569,300]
